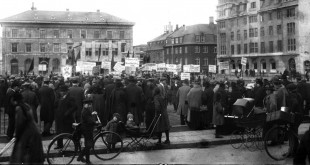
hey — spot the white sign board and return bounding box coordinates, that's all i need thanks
[101,61,111,70]
[183,65,200,73]
[166,64,177,72]
[209,65,217,73]
[157,63,166,72]
[219,61,229,70]
[114,62,125,72]
[241,57,247,66]
[82,62,96,74]
[125,66,136,75]
[125,58,140,67]
[181,73,191,80]
[62,65,72,80]
[143,63,157,71]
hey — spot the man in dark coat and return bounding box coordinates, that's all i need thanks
[68,79,84,122]
[38,78,55,136]
[104,81,116,123]
[201,81,214,128]
[21,82,39,123]
[254,79,266,108]
[55,85,77,148]
[215,82,228,112]
[125,76,145,126]
[0,77,8,113]
[109,79,128,123]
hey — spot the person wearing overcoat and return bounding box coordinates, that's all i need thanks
[176,79,191,125]
[68,79,84,122]
[109,79,128,123]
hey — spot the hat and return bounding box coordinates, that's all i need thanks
[272,76,282,85]
[264,84,274,91]
[71,79,79,84]
[127,113,133,119]
[183,79,189,85]
[11,80,20,88]
[128,76,136,82]
[83,98,93,104]
[286,83,297,92]
[113,113,121,120]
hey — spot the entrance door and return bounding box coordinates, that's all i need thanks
[10,59,19,75]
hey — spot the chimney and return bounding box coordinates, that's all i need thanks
[97,9,100,13]
[209,16,214,24]
[66,9,69,12]
[31,2,36,10]
[175,24,179,31]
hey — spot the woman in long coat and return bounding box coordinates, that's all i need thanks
[10,92,44,164]
[110,80,128,123]
[213,92,224,138]
[153,88,170,144]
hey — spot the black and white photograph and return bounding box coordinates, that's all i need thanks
[0,0,309,164]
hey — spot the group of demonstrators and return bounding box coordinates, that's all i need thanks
[0,72,310,164]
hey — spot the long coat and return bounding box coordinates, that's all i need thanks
[110,88,128,122]
[38,85,55,122]
[92,94,106,125]
[21,89,39,123]
[125,83,144,125]
[55,95,77,134]
[176,85,191,116]
[153,94,170,133]
[212,102,224,125]
[10,103,44,164]
[187,85,203,122]
[69,86,84,122]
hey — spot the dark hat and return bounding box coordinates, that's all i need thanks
[71,79,79,84]
[128,76,136,82]
[183,79,189,85]
[256,79,263,86]
[83,98,93,104]
[272,75,282,85]
[59,85,69,92]
[286,83,297,92]
[264,84,274,91]
[11,80,20,88]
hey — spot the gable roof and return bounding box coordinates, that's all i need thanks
[0,10,135,26]
[149,31,174,42]
[169,24,217,38]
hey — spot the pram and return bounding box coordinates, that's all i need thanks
[119,114,162,152]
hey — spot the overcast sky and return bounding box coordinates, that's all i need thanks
[0,0,217,45]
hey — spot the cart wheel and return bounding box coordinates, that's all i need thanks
[230,130,243,149]
[244,128,256,151]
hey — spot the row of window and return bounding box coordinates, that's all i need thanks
[11,29,125,39]
[218,8,296,29]
[11,42,126,54]
[165,46,217,54]
[166,57,211,66]
[219,39,296,55]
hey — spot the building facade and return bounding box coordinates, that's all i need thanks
[133,44,147,65]
[0,8,134,75]
[217,0,310,75]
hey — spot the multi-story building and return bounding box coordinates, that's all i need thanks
[0,6,134,75]
[164,19,217,73]
[0,37,2,75]
[147,19,217,73]
[217,0,310,75]
[133,44,147,65]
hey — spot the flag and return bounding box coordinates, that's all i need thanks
[127,51,130,58]
[27,57,34,73]
[75,48,81,63]
[132,51,135,58]
[97,44,101,62]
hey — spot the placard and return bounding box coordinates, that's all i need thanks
[143,63,157,71]
[209,65,216,73]
[183,65,200,73]
[166,64,177,72]
[241,57,247,66]
[181,73,190,80]
[114,62,125,72]
[62,65,72,80]
[101,61,111,70]
[125,58,140,67]
[219,61,229,70]
[157,63,166,72]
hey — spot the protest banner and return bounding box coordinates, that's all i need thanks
[166,64,177,72]
[157,63,166,72]
[241,57,247,66]
[219,61,229,70]
[62,65,72,80]
[208,65,216,73]
[180,72,190,80]
[125,58,140,67]
[101,61,111,70]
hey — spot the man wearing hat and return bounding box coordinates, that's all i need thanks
[69,79,84,122]
[254,79,266,108]
[21,81,39,123]
[38,77,55,136]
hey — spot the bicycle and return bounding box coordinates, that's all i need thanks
[264,123,299,161]
[46,114,123,165]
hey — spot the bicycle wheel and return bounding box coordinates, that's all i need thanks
[46,133,77,165]
[230,130,244,149]
[254,128,264,150]
[264,126,292,161]
[93,131,123,160]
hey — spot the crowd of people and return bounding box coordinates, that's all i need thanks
[0,72,310,164]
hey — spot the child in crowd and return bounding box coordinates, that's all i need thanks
[106,113,122,150]
[125,113,139,129]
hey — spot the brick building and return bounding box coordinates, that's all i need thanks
[0,7,134,75]
[217,0,310,75]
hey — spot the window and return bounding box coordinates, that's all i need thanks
[40,30,46,38]
[94,31,100,39]
[53,43,60,52]
[249,28,254,38]
[244,30,247,39]
[254,62,258,69]
[53,30,59,38]
[243,17,247,25]
[230,19,234,27]
[12,43,18,52]
[121,43,126,52]
[185,47,188,53]
[95,47,100,56]
[287,8,295,18]
[249,15,257,23]
[277,40,283,51]
[195,46,200,53]
[195,58,200,65]
[195,36,200,42]
[251,2,256,8]
[103,48,109,56]
[244,44,248,54]
[26,29,31,38]
[288,38,296,51]
[261,14,265,22]
[260,27,265,36]
[237,44,241,54]
[86,48,92,56]
[12,29,18,38]
[250,42,258,53]
[269,12,273,20]
[269,26,273,35]
[180,37,183,43]
[81,30,86,38]
[219,21,226,28]
[171,47,174,54]
[166,48,169,54]
[255,28,258,37]
[220,45,226,55]
[179,47,182,54]
[269,41,274,52]
[220,33,226,42]
[40,43,47,52]
[287,23,295,34]
[237,30,241,40]
[203,46,208,53]
[271,60,276,69]
[201,36,206,42]
[214,47,217,53]
[120,31,125,39]
[67,30,73,38]
[185,57,188,65]
[175,47,178,54]
[231,45,235,55]
[277,25,282,34]
[231,32,234,40]
[175,38,179,44]
[277,10,282,19]
[261,42,265,53]
[203,58,208,66]
[26,43,31,52]
[107,31,112,39]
